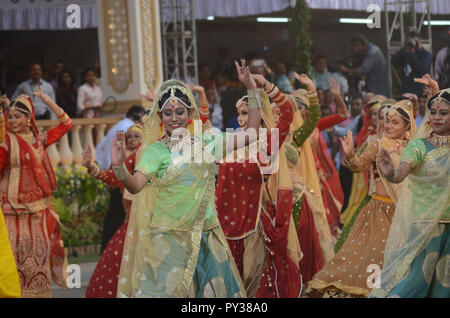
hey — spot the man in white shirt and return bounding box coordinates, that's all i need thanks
[12,63,56,119]
[95,105,145,169]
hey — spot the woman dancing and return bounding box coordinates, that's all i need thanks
[215,73,302,298]
[83,124,143,298]
[0,91,72,297]
[112,61,261,298]
[372,79,449,298]
[305,99,416,297]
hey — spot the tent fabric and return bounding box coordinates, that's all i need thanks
[0,0,448,31]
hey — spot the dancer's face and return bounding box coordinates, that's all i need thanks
[160,102,191,137]
[126,130,143,151]
[237,103,249,131]
[8,109,30,134]
[429,102,450,136]
[384,112,410,140]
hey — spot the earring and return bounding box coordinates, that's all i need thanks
[405,130,411,141]
[28,120,31,127]
[159,122,165,137]
[187,119,194,135]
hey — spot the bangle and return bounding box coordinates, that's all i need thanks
[112,162,129,181]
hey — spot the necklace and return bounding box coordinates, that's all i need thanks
[428,134,450,148]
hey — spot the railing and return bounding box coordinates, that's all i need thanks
[36,118,121,167]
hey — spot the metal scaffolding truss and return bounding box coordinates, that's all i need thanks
[160,0,199,84]
[384,0,433,96]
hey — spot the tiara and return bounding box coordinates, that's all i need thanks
[159,87,191,112]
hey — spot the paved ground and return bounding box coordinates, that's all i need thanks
[51,262,98,298]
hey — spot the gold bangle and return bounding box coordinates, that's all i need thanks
[112,162,129,181]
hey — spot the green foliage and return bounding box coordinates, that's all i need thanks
[288,0,312,87]
[52,166,110,247]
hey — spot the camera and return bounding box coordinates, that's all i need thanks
[407,38,418,49]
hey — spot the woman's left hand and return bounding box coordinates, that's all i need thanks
[377,147,395,178]
[235,59,257,90]
[32,87,50,102]
[189,84,205,94]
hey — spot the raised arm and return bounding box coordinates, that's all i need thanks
[227,60,262,153]
[252,74,294,147]
[342,130,379,172]
[111,132,148,194]
[32,87,73,146]
[292,73,321,147]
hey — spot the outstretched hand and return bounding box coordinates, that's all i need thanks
[31,86,50,102]
[141,90,156,103]
[340,130,354,156]
[250,74,267,88]
[328,77,341,96]
[294,73,315,91]
[377,147,395,178]
[414,74,439,96]
[111,131,126,166]
[0,94,10,109]
[189,84,205,94]
[82,144,94,169]
[235,59,257,90]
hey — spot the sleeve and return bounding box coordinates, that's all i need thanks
[77,86,85,113]
[317,114,347,131]
[135,144,163,182]
[90,166,121,189]
[344,138,379,172]
[266,84,294,148]
[292,91,321,147]
[45,112,73,147]
[357,51,378,76]
[400,139,426,169]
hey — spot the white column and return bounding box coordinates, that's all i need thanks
[96,0,163,114]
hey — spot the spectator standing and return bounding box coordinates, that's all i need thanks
[274,61,294,93]
[391,30,432,96]
[56,70,77,118]
[312,54,348,94]
[77,68,103,118]
[434,29,450,89]
[12,63,56,119]
[339,33,391,97]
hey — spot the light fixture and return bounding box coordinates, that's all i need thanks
[256,17,290,23]
[206,16,215,21]
[339,18,374,24]
[424,20,450,26]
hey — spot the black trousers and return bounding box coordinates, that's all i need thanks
[100,187,126,253]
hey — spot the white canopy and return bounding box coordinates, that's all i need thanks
[0,0,448,31]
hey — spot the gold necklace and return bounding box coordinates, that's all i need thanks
[428,134,450,148]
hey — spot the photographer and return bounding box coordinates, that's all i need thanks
[391,30,432,96]
[338,33,390,97]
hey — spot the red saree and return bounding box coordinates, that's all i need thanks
[84,150,137,298]
[217,86,302,298]
[0,96,72,298]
